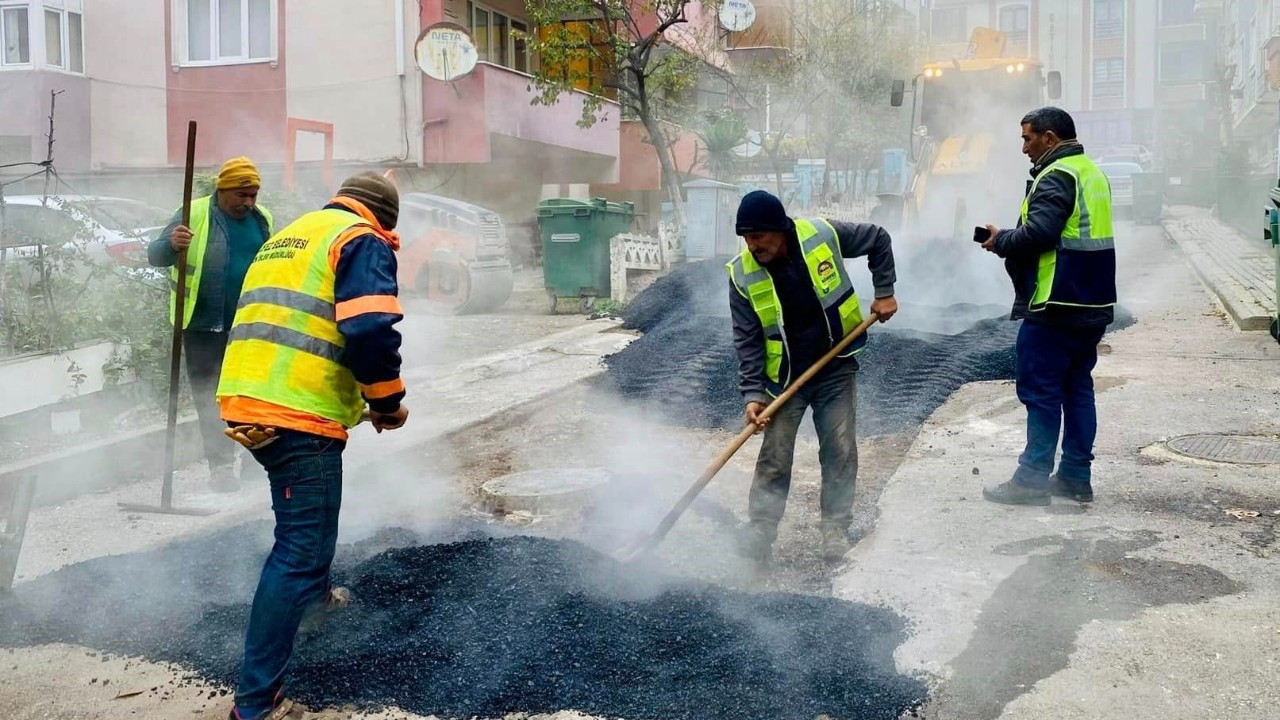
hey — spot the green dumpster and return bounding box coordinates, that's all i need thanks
[536,197,635,312]
[1131,172,1165,225]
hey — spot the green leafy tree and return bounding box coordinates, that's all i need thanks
[693,108,748,182]
[723,0,915,200]
[525,0,720,221]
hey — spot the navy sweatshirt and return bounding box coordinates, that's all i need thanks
[327,202,405,414]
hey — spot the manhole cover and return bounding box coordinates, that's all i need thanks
[1164,434,1280,465]
[481,467,612,514]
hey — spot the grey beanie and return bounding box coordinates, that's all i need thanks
[337,172,399,230]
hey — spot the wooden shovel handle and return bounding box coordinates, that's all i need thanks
[644,312,879,544]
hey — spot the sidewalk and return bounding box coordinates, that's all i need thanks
[10,319,633,583]
[833,222,1280,719]
[1162,205,1276,331]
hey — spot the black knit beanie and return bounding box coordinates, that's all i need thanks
[735,189,793,235]
[337,172,399,230]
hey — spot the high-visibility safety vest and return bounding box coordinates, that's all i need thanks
[727,218,865,397]
[169,195,274,328]
[1022,154,1117,312]
[215,208,367,429]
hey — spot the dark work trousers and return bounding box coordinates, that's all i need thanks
[748,359,858,543]
[183,330,234,470]
[1011,321,1107,490]
[234,430,344,718]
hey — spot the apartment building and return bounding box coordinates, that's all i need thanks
[0,0,730,222]
[1219,0,1280,171]
[919,0,1218,162]
[0,0,91,170]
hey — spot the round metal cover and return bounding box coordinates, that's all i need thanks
[481,468,612,514]
[1164,434,1280,465]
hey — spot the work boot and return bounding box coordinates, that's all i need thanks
[229,697,349,720]
[230,695,306,720]
[1048,475,1094,503]
[820,527,853,562]
[737,526,773,568]
[982,480,1050,506]
[210,463,239,494]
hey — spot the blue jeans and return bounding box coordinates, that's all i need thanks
[1012,321,1106,490]
[748,358,858,542]
[234,430,345,719]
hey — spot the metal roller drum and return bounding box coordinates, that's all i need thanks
[397,192,515,314]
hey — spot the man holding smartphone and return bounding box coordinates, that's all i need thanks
[979,107,1117,506]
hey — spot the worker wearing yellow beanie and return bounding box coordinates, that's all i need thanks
[146,157,274,494]
[216,156,262,190]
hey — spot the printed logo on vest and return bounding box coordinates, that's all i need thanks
[816,259,837,287]
[256,236,310,261]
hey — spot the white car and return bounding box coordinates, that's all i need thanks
[1097,161,1143,209]
[0,194,169,275]
[1098,144,1153,170]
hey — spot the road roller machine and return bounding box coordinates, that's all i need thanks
[397,192,515,314]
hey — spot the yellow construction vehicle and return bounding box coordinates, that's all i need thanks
[880,27,1062,240]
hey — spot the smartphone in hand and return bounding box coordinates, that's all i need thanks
[973,226,991,243]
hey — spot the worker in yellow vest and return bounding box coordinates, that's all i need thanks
[979,107,1117,506]
[148,157,273,493]
[216,172,408,720]
[728,190,899,566]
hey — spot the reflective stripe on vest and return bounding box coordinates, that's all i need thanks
[1020,154,1117,311]
[215,208,367,428]
[168,196,274,328]
[726,218,864,396]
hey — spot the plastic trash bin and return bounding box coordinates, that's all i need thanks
[1131,172,1166,225]
[537,198,635,312]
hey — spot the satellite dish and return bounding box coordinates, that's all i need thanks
[719,0,757,33]
[415,22,479,82]
[732,130,763,158]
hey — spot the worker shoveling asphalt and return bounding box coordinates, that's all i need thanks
[612,190,900,567]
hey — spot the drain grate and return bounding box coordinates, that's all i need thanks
[1164,434,1280,465]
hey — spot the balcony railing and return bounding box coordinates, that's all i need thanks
[423,62,620,166]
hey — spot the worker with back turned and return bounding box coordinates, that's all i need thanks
[217,172,409,720]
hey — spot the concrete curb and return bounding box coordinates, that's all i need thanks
[0,416,204,509]
[0,319,630,512]
[1161,206,1276,331]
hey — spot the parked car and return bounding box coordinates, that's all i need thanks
[1098,161,1143,210]
[1098,144,1153,170]
[0,194,170,270]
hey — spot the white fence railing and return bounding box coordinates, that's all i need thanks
[609,223,685,304]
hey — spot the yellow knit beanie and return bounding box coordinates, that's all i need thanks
[216,157,261,190]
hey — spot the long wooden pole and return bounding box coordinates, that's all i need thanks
[617,311,880,562]
[119,121,216,517]
[159,120,199,509]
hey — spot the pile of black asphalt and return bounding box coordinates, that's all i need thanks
[604,258,1132,436]
[0,524,928,720]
